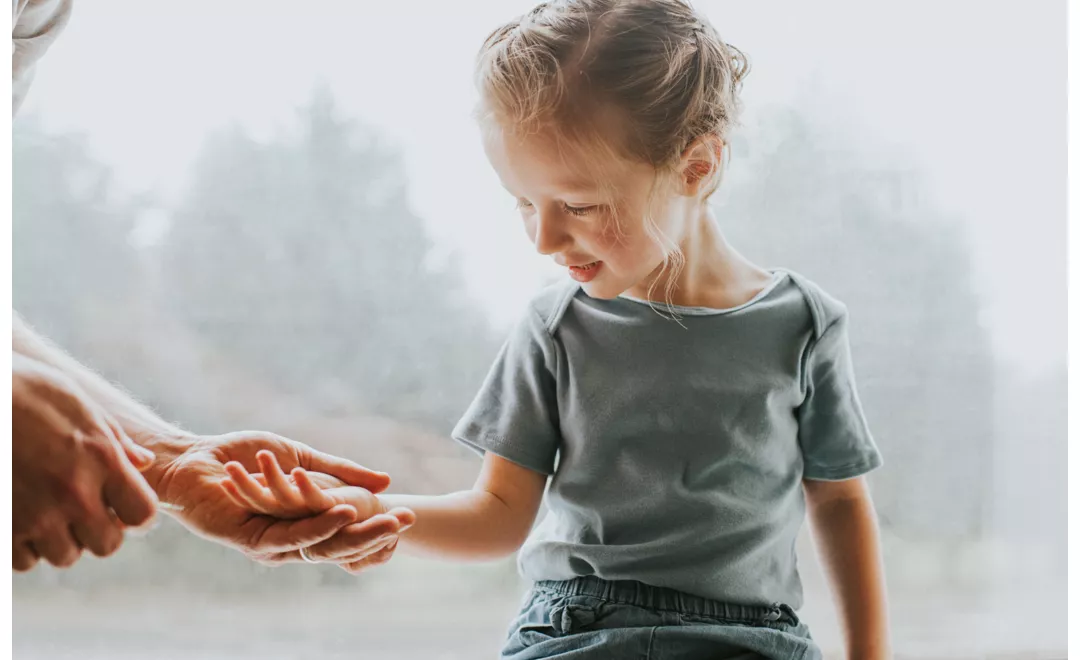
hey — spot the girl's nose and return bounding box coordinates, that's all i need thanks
[533,210,570,256]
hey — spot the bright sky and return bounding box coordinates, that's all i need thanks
[18,0,1065,376]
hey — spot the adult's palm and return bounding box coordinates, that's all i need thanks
[155,431,407,565]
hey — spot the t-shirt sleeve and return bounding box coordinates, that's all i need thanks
[798,311,883,481]
[451,305,561,476]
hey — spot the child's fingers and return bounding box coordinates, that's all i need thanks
[257,451,305,509]
[221,477,264,513]
[292,468,336,511]
[225,461,280,512]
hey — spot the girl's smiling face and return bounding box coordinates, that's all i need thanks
[482,125,689,300]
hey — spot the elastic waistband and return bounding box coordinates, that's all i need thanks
[534,576,799,627]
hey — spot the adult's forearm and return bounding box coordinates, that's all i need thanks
[378,490,528,562]
[12,312,197,483]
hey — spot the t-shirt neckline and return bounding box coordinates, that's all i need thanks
[616,270,787,316]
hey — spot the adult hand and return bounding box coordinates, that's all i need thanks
[293,513,416,574]
[12,353,158,571]
[151,431,413,569]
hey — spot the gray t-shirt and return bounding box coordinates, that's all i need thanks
[452,269,882,609]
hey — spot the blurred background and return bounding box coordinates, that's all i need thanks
[11,1,1066,658]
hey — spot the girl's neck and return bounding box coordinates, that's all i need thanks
[627,206,773,309]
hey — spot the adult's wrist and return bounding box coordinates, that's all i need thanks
[138,430,200,500]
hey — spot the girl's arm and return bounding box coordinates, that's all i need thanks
[803,476,891,660]
[222,451,547,562]
[378,452,548,561]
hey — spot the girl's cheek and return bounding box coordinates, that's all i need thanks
[597,214,628,250]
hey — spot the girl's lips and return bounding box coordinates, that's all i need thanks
[568,261,602,283]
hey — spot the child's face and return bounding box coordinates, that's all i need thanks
[483,125,682,300]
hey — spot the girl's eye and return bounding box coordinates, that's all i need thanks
[514,198,595,217]
[562,203,596,217]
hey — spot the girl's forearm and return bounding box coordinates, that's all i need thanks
[807,483,891,659]
[377,490,530,561]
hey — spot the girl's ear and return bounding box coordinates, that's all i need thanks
[677,134,724,197]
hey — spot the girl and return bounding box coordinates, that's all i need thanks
[221,1,890,657]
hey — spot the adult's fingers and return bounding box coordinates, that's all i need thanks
[105,416,155,472]
[308,527,399,562]
[34,525,82,568]
[301,448,391,494]
[70,506,125,557]
[332,535,397,565]
[247,504,358,554]
[102,455,158,527]
[304,512,405,561]
[12,542,39,572]
[385,506,417,528]
[340,540,399,575]
[267,534,398,568]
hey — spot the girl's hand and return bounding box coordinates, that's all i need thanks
[220,450,385,521]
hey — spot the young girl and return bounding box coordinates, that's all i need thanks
[221,1,890,657]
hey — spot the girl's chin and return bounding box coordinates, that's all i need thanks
[577,278,626,300]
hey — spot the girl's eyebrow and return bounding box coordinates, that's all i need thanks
[502,191,596,202]
[503,181,600,198]
[552,175,601,192]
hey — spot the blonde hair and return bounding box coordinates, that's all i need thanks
[475,0,750,307]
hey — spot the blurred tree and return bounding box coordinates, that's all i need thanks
[161,88,497,434]
[12,119,221,432]
[13,119,141,356]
